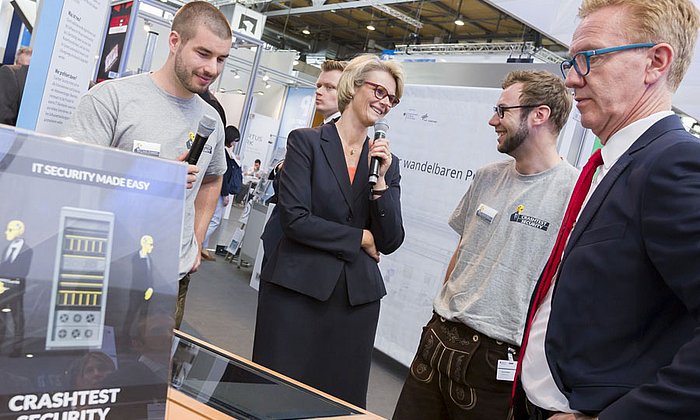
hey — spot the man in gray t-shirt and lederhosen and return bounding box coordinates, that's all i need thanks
[393,71,579,420]
[65,2,233,329]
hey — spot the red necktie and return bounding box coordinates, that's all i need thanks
[512,148,603,397]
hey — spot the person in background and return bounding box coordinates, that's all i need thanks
[260,59,348,268]
[201,125,241,261]
[0,47,32,126]
[245,158,262,179]
[65,1,231,328]
[14,47,32,66]
[515,1,700,419]
[315,60,347,123]
[393,70,577,420]
[252,54,405,408]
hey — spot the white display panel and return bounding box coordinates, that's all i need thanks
[376,85,508,365]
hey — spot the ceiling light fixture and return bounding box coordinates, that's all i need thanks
[367,23,376,31]
[302,27,311,35]
[262,73,270,82]
[454,15,465,26]
[265,82,271,89]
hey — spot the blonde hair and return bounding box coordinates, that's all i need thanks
[336,54,404,113]
[579,0,700,91]
[503,70,573,134]
[320,60,348,72]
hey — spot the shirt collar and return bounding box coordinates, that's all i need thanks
[323,111,341,124]
[600,111,674,170]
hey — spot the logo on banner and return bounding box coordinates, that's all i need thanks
[509,205,550,231]
[402,109,437,124]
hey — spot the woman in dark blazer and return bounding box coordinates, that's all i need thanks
[252,55,405,408]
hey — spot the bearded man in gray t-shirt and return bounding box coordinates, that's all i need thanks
[65,2,232,329]
[393,71,579,420]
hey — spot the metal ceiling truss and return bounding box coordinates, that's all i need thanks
[393,42,564,63]
[264,0,415,17]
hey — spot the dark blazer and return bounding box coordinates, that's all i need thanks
[131,253,153,293]
[260,123,404,306]
[0,64,29,126]
[0,243,32,281]
[517,116,700,419]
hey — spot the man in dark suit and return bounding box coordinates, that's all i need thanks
[0,220,32,354]
[515,1,700,419]
[0,64,29,126]
[124,235,154,335]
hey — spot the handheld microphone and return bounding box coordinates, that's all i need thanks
[186,115,217,165]
[369,118,389,185]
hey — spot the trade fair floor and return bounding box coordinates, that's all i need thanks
[178,205,409,419]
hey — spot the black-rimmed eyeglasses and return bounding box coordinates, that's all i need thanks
[560,43,657,78]
[492,104,544,119]
[364,81,400,107]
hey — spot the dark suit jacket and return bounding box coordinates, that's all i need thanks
[518,116,700,419]
[0,65,29,126]
[131,253,153,293]
[260,123,404,306]
[0,243,32,303]
[0,243,32,280]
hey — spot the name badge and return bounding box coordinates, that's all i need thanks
[496,360,517,382]
[133,141,161,157]
[476,203,498,223]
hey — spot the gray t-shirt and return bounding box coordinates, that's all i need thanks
[434,159,578,345]
[65,74,226,279]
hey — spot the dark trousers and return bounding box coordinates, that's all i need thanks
[0,278,24,355]
[393,314,518,420]
[175,274,191,329]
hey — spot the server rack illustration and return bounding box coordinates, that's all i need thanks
[46,208,114,350]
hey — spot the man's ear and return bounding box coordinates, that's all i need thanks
[168,31,181,55]
[645,43,673,86]
[530,105,552,128]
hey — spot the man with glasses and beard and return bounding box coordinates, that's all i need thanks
[66,1,231,328]
[393,70,577,420]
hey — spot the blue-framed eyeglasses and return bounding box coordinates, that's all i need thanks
[560,43,657,78]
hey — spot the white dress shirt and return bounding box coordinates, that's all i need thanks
[4,239,24,263]
[521,111,674,412]
[323,111,341,125]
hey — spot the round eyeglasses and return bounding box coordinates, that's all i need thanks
[364,81,400,107]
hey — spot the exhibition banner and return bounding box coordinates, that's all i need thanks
[95,1,137,83]
[0,126,186,418]
[241,112,277,171]
[16,0,109,135]
[377,85,507,365]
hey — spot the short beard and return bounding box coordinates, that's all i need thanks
[498,118,529,154]
[174,48,208,94]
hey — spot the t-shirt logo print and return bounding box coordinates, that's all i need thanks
[185,131,213,154]
[510,204,550,231]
